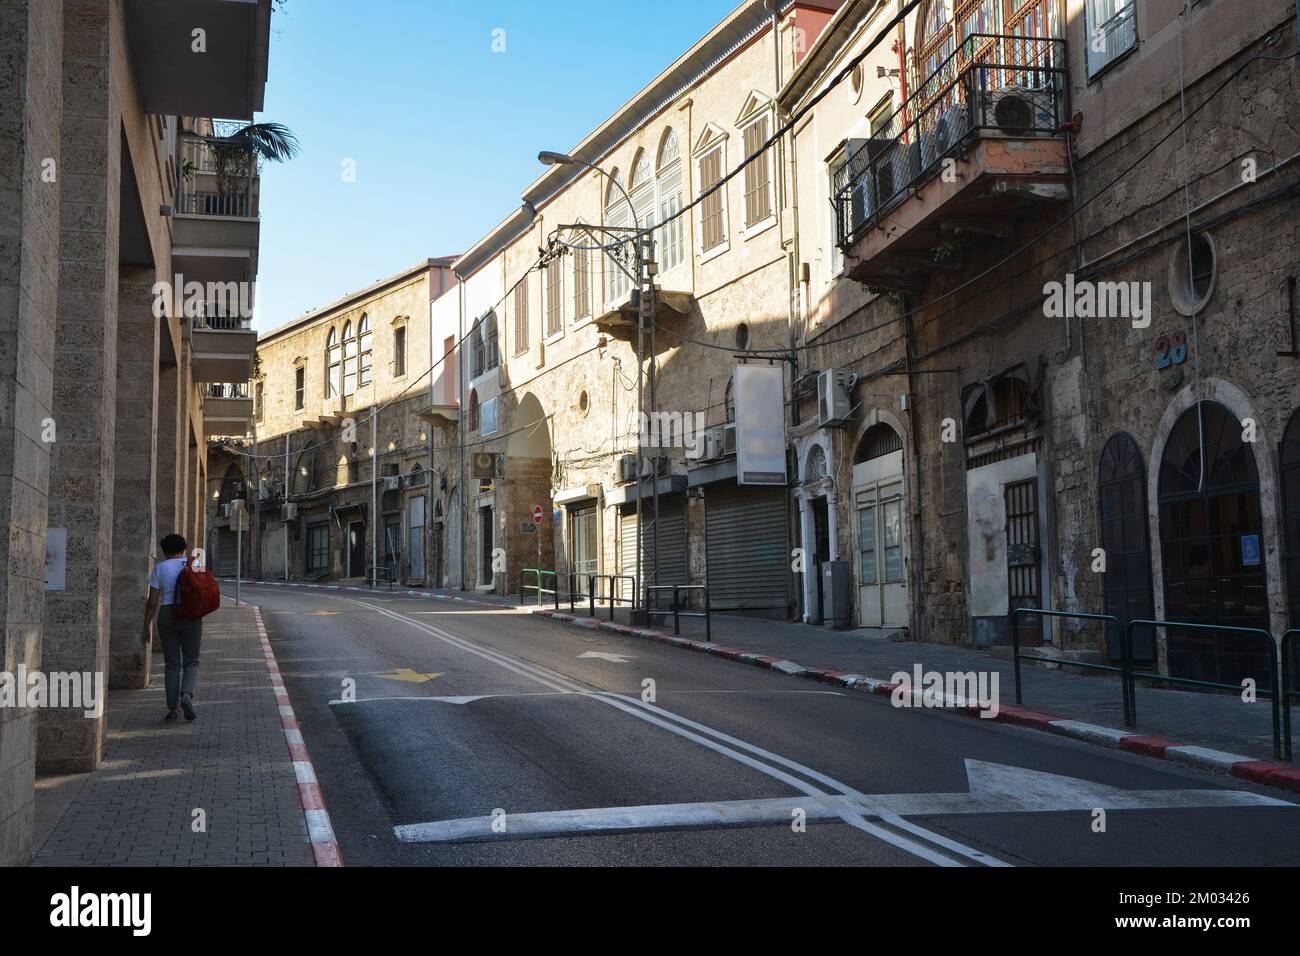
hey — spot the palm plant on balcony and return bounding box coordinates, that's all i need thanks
[210,122,300,208]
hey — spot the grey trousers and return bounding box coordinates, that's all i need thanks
[157,605,203,710]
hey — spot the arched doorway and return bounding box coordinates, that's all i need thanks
[1098,433,1154,661]
[853,421,906,628]
[1157,401,1270,686]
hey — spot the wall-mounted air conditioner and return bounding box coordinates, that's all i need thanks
[721,422,738,457]
[383,475,402,492]
[282,502,297,521]
[817,369,856,427]
[982,86,1050,134]
[617,454,639,484]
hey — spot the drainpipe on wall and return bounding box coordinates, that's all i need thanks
[456,273,466,591]
[901,292,925,643]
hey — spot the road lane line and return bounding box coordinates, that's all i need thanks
[332,595,979,866]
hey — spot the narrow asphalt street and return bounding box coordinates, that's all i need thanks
[247,583,1300,867]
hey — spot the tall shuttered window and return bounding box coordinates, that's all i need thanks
[513,282,528,354]
[546,257,562,337]
[741,114,772,228]
[573,241,590,321]
[698,147,725,252]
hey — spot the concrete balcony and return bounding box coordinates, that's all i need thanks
[190,313,257,383]
[834,34,1069,291]
[125,0,271,120]
[173,136,261,286]
[595,286,694,343]
[202,383,253,437]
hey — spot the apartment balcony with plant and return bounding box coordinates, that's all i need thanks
[832,30,1069,290]
[201,381,254,437]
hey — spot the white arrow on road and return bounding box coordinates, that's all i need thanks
[578,651,634,663]
[393,758,1296,845]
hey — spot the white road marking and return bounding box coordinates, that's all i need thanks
[333,595,977,866]
[328,689,844,706]
[393,763,1293,845]
[578,651,634,663]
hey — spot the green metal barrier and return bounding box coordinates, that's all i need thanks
[1126,619,1282,760]
[1281,629,1298,762]
[1010,608,1130,726]
[519,568,559,608]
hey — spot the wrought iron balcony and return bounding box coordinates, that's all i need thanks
[833,34,1067,250]
[178,136,258,219]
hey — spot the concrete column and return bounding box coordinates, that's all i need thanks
[108,269,158,688]
[827,490,839,562]
[155,361,180,535]
[0,0,63,866]
[798,496,815,623]
[39,0,119,774]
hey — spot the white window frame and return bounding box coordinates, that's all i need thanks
[738,110,777,239]
[1085,0,1137,78]
[694,140,729,264]
[655,129,685,277]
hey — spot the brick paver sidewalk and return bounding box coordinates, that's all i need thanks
[32,602,310,866]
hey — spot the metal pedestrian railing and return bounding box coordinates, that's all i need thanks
[1125,619,1282,760]
[1278,629,1298,761]
[566,573,637,621]
[519,568,559,608]
[646,585,711,642]
[1010,609,1130,726]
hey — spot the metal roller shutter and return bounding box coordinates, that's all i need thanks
[705,484,788,611]
[217,528,238,577]
[618,495,687,592]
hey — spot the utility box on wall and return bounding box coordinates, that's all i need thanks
[821,560,851,629]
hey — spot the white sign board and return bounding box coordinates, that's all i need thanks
[44,528,67,591]
[733,365,788,486]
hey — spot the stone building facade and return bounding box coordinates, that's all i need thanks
[0,0,272,865]
[450,0,847,618]
[782,0,1300,687]
[206,260,460,590]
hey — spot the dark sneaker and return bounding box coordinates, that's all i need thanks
[180,696,196,721]
[164,709,179,722]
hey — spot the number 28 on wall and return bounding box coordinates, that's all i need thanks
[1155,330,1188,370]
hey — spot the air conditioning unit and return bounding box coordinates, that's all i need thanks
[282,502,297,521]
[817,369,856,427]
[698,428,722,461]
[721,422,738,457]
[617,454,639,484]
[471,452,500,480]
[935,103,968,153]
[983,86,1051,134]
[219,503,231,518]
[383,475,402,492]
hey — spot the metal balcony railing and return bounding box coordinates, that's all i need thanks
[1086,3,1137,76]
[203,383,251,400]
[833,33,1066,248]
[190,309,253,332]
[178,136,256,218]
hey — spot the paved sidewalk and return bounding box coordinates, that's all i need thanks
[32,601,311,866]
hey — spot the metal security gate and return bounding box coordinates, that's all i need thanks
[1005,478,1043,646]
[704,484,788,612]
[619,496,687,594]
[217,528,238,577]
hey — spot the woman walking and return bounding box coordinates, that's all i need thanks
[142,534,203,722]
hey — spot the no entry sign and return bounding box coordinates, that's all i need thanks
[533,505,544,526]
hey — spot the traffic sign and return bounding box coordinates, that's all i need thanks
[533,505,544,525]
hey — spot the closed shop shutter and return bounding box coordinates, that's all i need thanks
[618,495,688,591]
[217,528,238,577]
[705,484,788,611]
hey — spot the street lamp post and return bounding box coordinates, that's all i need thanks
[538,151,658,617]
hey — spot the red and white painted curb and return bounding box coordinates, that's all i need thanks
[532,609,1300,797]
[249,604,344,867]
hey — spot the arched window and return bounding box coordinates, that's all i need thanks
[326,327,341,398]
[1279,408,1300,627]
[219,463,245,506]
[1157,401,1269,686]
[468,389,480,432]
[804,445,828,484]
[854,422,903,464]
[1097,433,1154,660]
[604,168,632,304]
[358,314,373,386]
[292,448,317,496]
[629,149,654,229]
[342,320,358,396]
[656,129,684,274]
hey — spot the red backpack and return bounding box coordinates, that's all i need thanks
[178,555,221,619]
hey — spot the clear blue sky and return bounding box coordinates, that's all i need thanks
[254,0,740,331]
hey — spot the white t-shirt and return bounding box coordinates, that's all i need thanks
[148,557,189,606]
